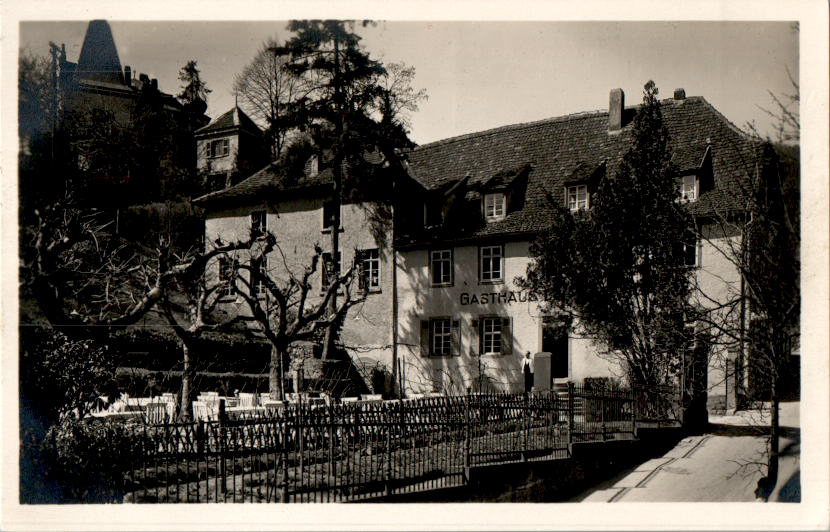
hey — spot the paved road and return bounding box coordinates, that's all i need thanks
[576,401,800,502]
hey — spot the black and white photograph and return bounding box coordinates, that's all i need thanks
[4,1,829,530]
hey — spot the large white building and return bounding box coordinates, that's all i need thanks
[195,88,777,411]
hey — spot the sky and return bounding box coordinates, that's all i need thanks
[19,20,799,146]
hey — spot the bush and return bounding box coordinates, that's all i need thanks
[41,418,148,502]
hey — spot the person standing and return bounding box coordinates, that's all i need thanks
[521,351,534,394]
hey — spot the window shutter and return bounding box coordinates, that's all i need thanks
[451,320,460,356]
[502,317,513,355]
[420,320,430,357]
[471,319,480,356]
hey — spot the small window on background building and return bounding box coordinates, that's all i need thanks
[208,138,230,158]
[321,251,341,290]
[484,193,506,221]
[677,175,698,202]
[430,249,453,286]
[357,249,381,292]
[250,210,266,237]
[480,245,504,283]
[219,257,238,297]
[567,185,589,211]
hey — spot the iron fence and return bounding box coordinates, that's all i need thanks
[122,384,680,503]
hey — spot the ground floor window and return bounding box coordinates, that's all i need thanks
[473,316,512,355]
[421,318,459,356]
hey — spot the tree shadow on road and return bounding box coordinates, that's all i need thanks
[706,423,800,442]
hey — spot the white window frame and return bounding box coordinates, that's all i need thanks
[219,257,238,298]
[430,249,453,286]
[430,318,453,357]
[567,184,589,211]
[480,245,504,283]
[207,138,230,159]
[480,317,503,355]
[251,255,267,297]
[683,239,702,267]
[357,248,381,292]
[677,175,698,202]
[484,193,506,222]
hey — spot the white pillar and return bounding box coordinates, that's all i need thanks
[533,352,552,391]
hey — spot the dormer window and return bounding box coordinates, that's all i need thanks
[484,193,506,222]
[677,175,698,202]
[567,185,589,211]
[207,138,230,158]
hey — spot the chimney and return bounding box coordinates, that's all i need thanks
[124,66,131,86]
[151,78,158,91]
[608,88,624,131]
[674,88,686,100]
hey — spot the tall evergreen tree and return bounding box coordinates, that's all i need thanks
[177,60,211,105]
[274,20,416,362]
[520,81,696,388]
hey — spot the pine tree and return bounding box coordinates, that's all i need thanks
[520,81,696,388]
[177,60,211,105]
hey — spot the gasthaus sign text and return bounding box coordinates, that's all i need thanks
[460,290,539,305]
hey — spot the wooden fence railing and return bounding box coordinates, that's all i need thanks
[122,385,681,503]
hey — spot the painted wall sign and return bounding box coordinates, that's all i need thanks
[460,290,539,305]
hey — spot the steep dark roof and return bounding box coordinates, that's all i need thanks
[195,162,334,205]
[399,96,761,246]
[195,106,262,137]
[75,20,125,86]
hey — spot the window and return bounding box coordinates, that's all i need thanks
[322,201,339,231]
[431,318,453,356]
[480,245,504,283]
[251,255,267,296]
[567,185,589,211]
[207,138,230,158]
[219,257,238,297]
[677,175,698,202]
[430,249,453,286]
[484,193,506,221]
[321,252,341,290]
[250,210,266,237]
[473,316,512,356]
[683,239,701,267]
[357,249,381,292]
[420,318,459,357]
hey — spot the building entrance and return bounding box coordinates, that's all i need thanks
[542,320,569,380]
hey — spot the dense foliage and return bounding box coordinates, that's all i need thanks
[520,81,696,386]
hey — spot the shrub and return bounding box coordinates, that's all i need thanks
[42,418,148,502]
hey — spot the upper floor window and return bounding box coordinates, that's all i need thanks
[682,239,701,267]
[484,193,506,222]
[430,249,453,286]
[357,248,381,292]
[322,200,340,231]
[480,245,504,283]
[677,175,698,202]
[250,210,266,237]
[207,138,230,159]
[567,185,589,211]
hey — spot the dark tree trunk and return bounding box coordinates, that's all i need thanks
[178,338,196,420]
[269,344,286,400]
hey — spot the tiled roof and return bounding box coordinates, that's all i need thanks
[399,96,762,246]
[196,106,262,136]
[195,162,334,204]
[75,20,125,86]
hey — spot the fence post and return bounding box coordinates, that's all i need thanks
[464,394,471,473]
[567,382,575,448]
[218,399,227,496]
[631,387,637,436]
[280,411,290,503]
[600,390,606,441]
[384,403,394,496]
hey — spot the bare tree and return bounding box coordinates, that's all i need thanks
[220,232,367,399]
[232,37,306,160]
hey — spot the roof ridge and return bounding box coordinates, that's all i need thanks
[413,96,708,152]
